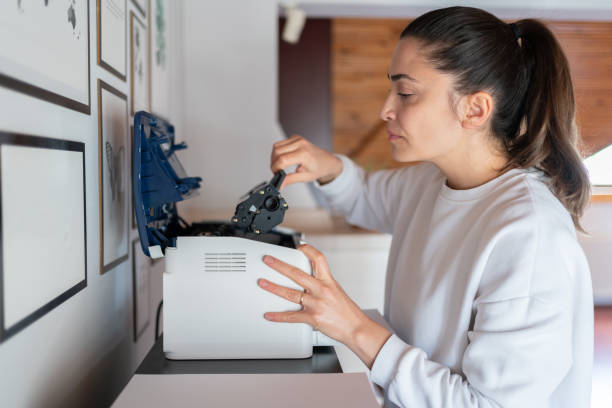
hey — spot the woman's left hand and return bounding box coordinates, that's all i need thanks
[258,244,367,345]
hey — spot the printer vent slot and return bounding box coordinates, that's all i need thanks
[204,252,247,272]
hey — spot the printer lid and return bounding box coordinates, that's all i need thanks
[133,111,202,258]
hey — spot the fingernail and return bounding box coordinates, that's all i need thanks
[263,255,274,264]
[264,313,272,320]
[258,279,268,288]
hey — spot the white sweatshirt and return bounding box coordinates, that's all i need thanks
[316,155,593,408]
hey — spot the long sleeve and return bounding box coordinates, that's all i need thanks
[370,211,583,407]
[371,296,572,407]
[316,155,440,234]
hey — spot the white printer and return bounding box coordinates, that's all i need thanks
[133,111,316,360]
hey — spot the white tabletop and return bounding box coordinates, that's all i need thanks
[112,372,381,408]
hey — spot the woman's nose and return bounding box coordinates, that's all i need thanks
[379,98,395,122]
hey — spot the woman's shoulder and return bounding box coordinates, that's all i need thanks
[476,169,589,304]
[485,168,575,235]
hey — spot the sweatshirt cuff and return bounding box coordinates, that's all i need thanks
[370,334,411,389]
[314,154,356,197]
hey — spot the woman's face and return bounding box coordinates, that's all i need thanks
[380,37,465,163]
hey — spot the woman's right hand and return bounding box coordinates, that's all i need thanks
[270,134,343,189]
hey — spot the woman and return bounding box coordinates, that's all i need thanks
[258,7,593,407]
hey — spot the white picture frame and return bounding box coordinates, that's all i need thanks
[97,0,127,81]
[0,133,87,342]
[98,80,129,274]
[149,0,170,119]
[130,11,148,116]
[0,0,90,113]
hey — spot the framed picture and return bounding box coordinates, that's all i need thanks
[132,239,151,342]
[149,0,170,119]
[97,0,127,81]
[0,1,90,114]
[98,80,129,274]
[131,0,146,17]
[0,133,87,343]
[130,11,148,116]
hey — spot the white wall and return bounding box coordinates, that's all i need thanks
[0,2,182,407]
[177,0,317,219]
[580,202,612,303]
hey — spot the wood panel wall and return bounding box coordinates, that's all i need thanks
[332,19,408,170]
[550,21,612,156]
[332,19,612,170]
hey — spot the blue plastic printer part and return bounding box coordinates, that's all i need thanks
[133,111,202,256]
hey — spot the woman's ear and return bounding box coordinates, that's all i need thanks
[459,91,494,129]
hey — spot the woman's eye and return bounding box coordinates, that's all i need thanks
[398,93,413,99]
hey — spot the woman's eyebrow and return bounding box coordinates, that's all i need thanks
[387,72,419,83]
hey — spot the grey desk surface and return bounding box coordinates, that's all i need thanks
[136,336,343,374]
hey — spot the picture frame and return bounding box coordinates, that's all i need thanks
[130,10,149,116]
[0,132,87,343]
[131,125,137,230]
[131,0,147,17]
[97,0,127,81]
[132,239,151,342]
[0,1,91,114]
[98,80,129,274]
[148,0,170,119]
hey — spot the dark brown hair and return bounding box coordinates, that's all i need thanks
[401,7,590,230]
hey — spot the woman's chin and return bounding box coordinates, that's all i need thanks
[391,147,416,163]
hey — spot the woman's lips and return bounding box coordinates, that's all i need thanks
[387,130,404,142]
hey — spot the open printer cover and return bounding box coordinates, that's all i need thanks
[133,111,313,359]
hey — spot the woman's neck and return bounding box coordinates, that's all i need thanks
[434,133,510,190]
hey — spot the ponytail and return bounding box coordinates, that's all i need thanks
[506,20,590,231]
[401,7,591,231]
